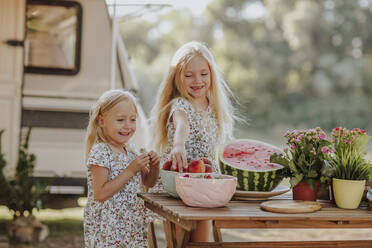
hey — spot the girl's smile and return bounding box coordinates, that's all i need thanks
[190,85,205,91]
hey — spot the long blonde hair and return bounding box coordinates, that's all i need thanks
[151,41,236,152]
[85,89,138,160]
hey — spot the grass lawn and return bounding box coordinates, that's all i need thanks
[1,202,372,247]
[0,206,85,248]
[0,205,168,247]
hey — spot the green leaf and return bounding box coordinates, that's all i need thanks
[304,178,318,190]
[307,170,318,178]
[290,174,303,188]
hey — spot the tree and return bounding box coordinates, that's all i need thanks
[0,128,48,217]
[118,0,372,134]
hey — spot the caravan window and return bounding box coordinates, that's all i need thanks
[25,0,82,75]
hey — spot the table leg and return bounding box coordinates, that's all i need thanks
[178,228,191,248]
[165,221,177,248]
[165,221,192,248]
[212,220,222,242]
[148,222,157,248]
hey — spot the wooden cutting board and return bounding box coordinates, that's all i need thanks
[261,200,322,213]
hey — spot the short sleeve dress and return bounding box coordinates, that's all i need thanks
[163,97,220,172]
[84,143,155,248]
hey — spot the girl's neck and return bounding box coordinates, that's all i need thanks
[108,142,127,155]
[191,96,209,111]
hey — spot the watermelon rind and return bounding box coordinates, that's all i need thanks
[219,139,284,192]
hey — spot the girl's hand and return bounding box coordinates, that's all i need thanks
[170,145,187,172]
[148,151,160,169]
[127,153,150,175]
[142,150,160,190]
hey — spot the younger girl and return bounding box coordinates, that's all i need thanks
[84,89,160,248]
[151,41,237,242]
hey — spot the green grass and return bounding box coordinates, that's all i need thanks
[0,205,84,237]
[0,205,84,248]
[0,218,83,237]
[40,219,83,237]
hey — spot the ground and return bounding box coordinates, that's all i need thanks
[1,204,372,247]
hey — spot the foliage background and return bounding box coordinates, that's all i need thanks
[118,0,372,148]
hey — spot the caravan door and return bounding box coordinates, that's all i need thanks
[0,0,25,173]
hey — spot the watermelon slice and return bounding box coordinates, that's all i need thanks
[219,139,284,191]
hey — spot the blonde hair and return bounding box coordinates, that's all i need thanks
[151,41,236,152]
[85,89,138,160]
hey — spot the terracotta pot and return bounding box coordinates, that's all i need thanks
[292,180,320,201]
[316,183,330,200]
[8,215,49,243]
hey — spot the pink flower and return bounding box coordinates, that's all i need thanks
[319,133,326,140]
[284,147,288,152]
[308,128,316,134]
[321,146,329,154]
[291,143,296,149]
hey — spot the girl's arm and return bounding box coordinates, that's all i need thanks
[142,151,160,190]
[171,110,189,172]
[91,153,150,202]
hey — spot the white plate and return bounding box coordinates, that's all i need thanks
[367,190,372,200]
[233,185,290,200]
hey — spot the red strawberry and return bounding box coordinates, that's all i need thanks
[205,175,212,179]
[183,174,190,178]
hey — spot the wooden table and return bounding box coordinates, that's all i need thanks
[139,192,372,248]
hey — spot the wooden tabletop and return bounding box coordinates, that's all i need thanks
[139,192,372,231]
[139,192,372,248]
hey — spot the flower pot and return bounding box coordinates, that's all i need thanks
[316,183,330,200]
[333,178,365,209]
[292,180,320,201]
[8,215,49,243]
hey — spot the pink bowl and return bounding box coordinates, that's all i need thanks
[175,174,237,208]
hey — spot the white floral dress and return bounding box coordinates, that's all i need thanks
[84,143,155,248]
[162,97,220,171]
[150,98,219,194]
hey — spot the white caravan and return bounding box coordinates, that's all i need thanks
[0,0,149,207]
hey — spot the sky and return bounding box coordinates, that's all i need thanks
[105,0,213,21]
[105,0,266,27]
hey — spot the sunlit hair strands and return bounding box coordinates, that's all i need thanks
[85,89,138,160]
[151,41,237,152]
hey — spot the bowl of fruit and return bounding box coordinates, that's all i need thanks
[175,173,237,208]
[160,158,214,198]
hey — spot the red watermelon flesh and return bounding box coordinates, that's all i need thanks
[223,140,283,171]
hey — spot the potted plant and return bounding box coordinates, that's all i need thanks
[0,128,50,243]
[270,127,332,201]
[323,127,372,209]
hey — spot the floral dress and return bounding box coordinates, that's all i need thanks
[84,143,155,248]
[163,97,220,171]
